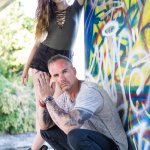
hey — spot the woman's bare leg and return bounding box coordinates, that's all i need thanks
[31,69,45,150]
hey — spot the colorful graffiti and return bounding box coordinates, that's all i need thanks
[84,0,150,149]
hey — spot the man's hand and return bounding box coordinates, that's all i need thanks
[53,80,63,99]
[36,72,55,102]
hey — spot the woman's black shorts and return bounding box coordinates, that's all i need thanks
[30,43,72,73]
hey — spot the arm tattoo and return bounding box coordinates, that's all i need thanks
[43,108,55,128]
[46,100,68,126]
[46,100,92,128]
[65,109,92,126]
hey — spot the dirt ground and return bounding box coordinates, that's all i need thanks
[0,132,52,150]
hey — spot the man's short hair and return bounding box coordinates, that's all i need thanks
[47,54,72,66]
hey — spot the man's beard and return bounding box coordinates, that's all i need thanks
[60,82,70,91]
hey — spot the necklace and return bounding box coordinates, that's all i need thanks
[55,9,67,29]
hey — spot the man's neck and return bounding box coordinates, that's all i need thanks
[67,80,81,102]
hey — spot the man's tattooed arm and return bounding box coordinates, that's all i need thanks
[43,108,55,127]
[46,100,92,134]
[38,107,55,130]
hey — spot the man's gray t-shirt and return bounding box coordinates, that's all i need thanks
[56,81,128,150]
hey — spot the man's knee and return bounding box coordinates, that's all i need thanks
[67,129,82,148]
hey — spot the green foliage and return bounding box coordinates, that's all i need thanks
[0,0,36,134]
[0,0,34,78]
[0,57,23,78]
[0,74,36,134]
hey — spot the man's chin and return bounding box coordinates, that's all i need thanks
[61,87,69,92]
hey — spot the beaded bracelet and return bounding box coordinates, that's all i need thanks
[39,100,46,108]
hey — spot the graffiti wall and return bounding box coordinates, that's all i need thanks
[84,0,150,149]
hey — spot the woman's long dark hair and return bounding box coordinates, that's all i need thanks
[35,0,56,41]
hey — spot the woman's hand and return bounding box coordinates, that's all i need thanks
[21,67,29,86]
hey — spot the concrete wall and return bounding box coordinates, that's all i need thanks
[84,0,150,149]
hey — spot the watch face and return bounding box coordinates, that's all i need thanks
[44,96,54,104]
[47,96,53,101]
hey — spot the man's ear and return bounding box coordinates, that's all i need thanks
[73,67,76,75]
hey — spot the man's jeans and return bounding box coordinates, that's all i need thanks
[40,125,118,150]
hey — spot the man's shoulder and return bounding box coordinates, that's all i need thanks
[81,81,109,99]
[81,80,100,89]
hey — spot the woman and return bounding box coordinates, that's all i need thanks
[21,0,84,149]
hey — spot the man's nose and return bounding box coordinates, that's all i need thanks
[59,74,65,82]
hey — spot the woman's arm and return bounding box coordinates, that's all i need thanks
[21,41,40,85]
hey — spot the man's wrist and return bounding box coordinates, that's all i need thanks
[44,96,54,104]
[39,100,46,108]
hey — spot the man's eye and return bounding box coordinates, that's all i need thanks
[53,75,58,78]
[63,70,67,73]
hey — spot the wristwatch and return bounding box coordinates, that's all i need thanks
[44,96,54,104]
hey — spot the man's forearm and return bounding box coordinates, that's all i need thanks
[38,106,55,130]
[46,100,83,134]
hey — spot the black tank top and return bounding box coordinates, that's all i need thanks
[42,0,83,51]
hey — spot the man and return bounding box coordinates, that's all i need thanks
[36,54,128,150]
